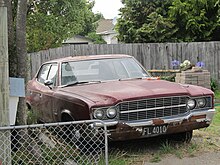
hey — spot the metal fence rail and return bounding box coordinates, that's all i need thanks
[0,120,108,165]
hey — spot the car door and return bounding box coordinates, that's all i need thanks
[33,63,52,121]
[40,63,58,122]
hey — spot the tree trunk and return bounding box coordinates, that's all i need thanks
[4,0,17,77]
[16,0,27,125]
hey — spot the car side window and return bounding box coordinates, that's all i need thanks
[37,64,51,84]
[47,64,58,86]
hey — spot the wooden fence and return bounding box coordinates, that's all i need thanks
[27,42,220,82]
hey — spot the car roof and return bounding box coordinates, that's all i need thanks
[44,54,133,64]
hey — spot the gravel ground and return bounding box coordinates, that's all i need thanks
[145,151,220,165]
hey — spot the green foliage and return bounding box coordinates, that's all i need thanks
[211,78,219,92]
[215,90,220,100]
[160,75,175,82]
[86,32,107,44]
[27,0,100,52]
[117,0,220,43]
[159,141,175,154]
[116,0,175,43]
[169,0,220,42]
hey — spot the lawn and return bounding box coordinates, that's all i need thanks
[211,90,220,133]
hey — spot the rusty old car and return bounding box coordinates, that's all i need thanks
[26,54,215,141]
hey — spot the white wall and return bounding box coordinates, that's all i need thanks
[102,33,118,44]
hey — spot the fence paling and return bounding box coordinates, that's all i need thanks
[0,120,108,165]
[28,42,220,82]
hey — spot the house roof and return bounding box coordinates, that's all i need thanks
[96,19,116,35]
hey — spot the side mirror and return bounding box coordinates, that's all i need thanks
[44,80,53,89]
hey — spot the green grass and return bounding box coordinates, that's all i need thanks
[205,106,220,134]
[107,150,134,165]
[202,89,220,134]
[213,107,220,125]
[148,141,199,163]
[187,143,199,157]
[159,141,175,154]
[215,90,220,100]
[150,153,161,163]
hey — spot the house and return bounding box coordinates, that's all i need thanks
[62,35,94,45]
[62,19,118,45]
[96,19,118,44]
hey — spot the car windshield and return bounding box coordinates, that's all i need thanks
[61,57,150,86]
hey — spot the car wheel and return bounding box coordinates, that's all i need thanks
[61,115,104,155]
[77,126,105,155]
[170,130,193,143]
[60,114,81,142]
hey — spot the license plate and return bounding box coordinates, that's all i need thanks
[142,125,168,136]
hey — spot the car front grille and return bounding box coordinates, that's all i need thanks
[119,96,188,121]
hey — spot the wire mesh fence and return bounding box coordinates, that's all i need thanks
[0,120,108,165]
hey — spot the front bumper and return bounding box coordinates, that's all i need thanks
[94,109,215,141]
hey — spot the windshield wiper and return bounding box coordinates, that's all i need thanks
[62,81,102,88]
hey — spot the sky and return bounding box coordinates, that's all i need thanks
[92,0,123,19]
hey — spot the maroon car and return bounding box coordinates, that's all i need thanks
[26,54,215,141]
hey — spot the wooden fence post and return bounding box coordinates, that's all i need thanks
[0,0,11,164]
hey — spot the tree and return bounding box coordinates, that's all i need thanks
[27,0,100,52]
[116,0,176,43]
[169,0,220,41]
[5,0,16,77]
[116,0,220,43]
[16,0,28,125]
[4,0,28,125]
[5,0,103,125]
[86,32,106,44]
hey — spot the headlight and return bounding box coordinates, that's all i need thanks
[107,108,117,119]
[93,109,104,119]
[187,99,196,110]
[197,98,206,108]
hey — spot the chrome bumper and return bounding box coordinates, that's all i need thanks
[93,109,215,127]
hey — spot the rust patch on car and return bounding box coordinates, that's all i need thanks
[152,118,165,125]
[166,121,209,134]
[110,123,142,141]
[190,115,206,121]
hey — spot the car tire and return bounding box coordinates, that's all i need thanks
[77,126,105,155]
[61,121,104,155]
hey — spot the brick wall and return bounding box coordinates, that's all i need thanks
[175,69,211,89]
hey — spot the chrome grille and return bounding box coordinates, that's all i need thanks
[119,96,188,121]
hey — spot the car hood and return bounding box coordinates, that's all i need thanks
[58,79,212,106]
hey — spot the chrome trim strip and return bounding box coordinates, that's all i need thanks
[120,104,187,114]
